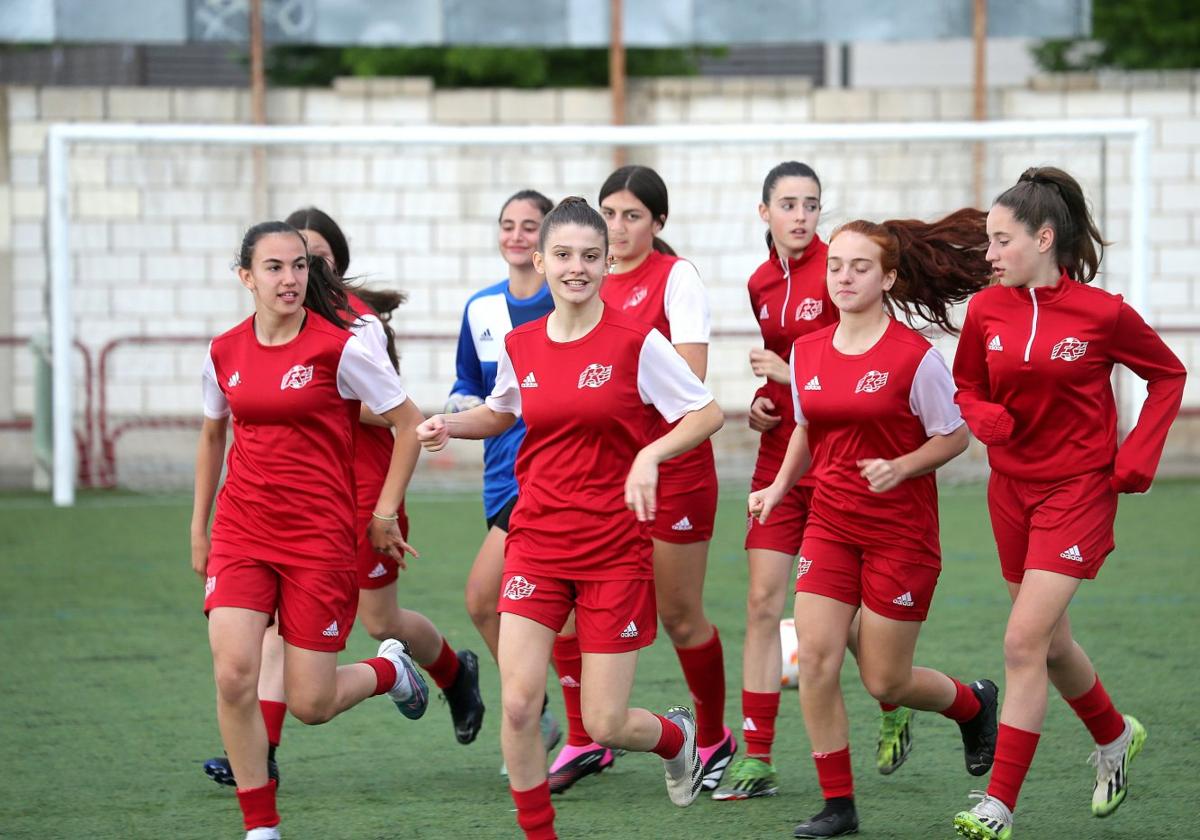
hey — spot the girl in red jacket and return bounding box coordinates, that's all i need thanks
[952,167,1185,840]
[750,210,999,838]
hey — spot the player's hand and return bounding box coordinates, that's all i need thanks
[749,349,790,384]
[748,485,784,524]
[369,517,419,570]
[190,532,210,578]
[748,396,782,433]
[857,458,907,493]
[624,451,660,522]
[416,414,450,452]
[444,393,483,414]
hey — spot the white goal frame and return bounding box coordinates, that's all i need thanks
[45,118,1152,505]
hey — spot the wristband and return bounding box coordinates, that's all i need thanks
[371,511,399,522]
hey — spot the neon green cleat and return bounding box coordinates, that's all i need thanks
[710,755,779,801]
[876,706,914,775]
[953,792,1013,840]
[1090,714,1146,818]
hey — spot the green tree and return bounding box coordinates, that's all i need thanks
[1032,0,1200,71]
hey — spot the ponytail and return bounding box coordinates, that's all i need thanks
[303,257,354,331]
[651,236,676,257]
[994,166,1107,283]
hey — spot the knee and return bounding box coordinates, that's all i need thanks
[359,609,391,641]
[464,579,497,626]
[581,707,625,749]
[860,670,907,707]
[659,607,698,646]
[793,640,841,683]
[213,657,258,705]
[501,684,542,733]
[745,585,783,629]
[288,696,336,726]
[1003,625,1051,673]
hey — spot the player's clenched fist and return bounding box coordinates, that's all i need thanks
[747,485,783,524]
[417,414,450,451]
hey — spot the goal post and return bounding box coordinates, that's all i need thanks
[44,117,1153,506]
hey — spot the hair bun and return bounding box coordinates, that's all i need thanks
[556,196,590,209]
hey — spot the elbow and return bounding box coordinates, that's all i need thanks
[707,401,725,437]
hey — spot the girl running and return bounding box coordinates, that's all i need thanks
[193,221,428,840]
[749,211,1000,838]
[201,209,485,790]
[951,167,1186,840]
[418,197,723,839]
[548,165,735,794]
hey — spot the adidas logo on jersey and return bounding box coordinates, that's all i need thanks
[671,517,693,531]
[503,575,536,600]
[479,328,493,342]
[803,376,822,391]
[987,335,1004,352]
[795,298,824,321]
[578,363,612,389]
[521,371,538,388]
[855,370,889,393]
[280,364,314,390]
[227,371,241,388]
[892,591,914,607]
[1051,336,1089,362]
[367,562,388,579]
[322,621,339,637]
[1060,544,1084,563]
[619,621,639,639]
[758,303,769,320]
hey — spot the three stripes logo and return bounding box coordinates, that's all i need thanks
[1059,544,1084,563]
[520,371,538,388]
[226,371,241,388]
[758,303,769,320]
[892,591,914,607]
[671,517,693,532]
[987,335,1004,352]
[619,621,639,639]
[803,376,822,391]
[321,621,339,638]
[367,562,388,579]
[479,328,493,342]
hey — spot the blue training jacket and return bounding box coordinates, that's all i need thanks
[449,279,555,518]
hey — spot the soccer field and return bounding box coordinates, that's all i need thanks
[1,483,1196,839]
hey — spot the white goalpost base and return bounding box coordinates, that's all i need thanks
[45,118,1152,506]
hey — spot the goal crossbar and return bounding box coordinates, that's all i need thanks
[45,117,1152,505]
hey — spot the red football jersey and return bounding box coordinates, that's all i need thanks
[747,237,837,482]
[202,314,408,569]
[790,319,963,560]
[600,249,715,486]
[486,305,714,580]
[953,273,1186,487]
[345,293,399,517]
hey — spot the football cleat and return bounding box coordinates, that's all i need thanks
[548,742,616,793]
[792,797,859,838]
[441,649,485,744]
[711,756,779,801]
[378,638,429,720]
[958,679,999,776]
[954,791,1013,840]
[662,706,702,807]
[202,747,279,788]
[1089,714,1146,818]
[698,727,738,791]
[875,707,914,775]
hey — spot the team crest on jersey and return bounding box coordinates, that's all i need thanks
[624,286,649,309]
[854,370,889,393]
[795,298,823,321]
[577,363,613,389]
[280,364,314,390]
[1050,337,1089,362]
[503,575,536,600]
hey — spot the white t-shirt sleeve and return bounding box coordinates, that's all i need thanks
[637,329,714,423]
[663,260,710,345]
[202,346,230,420]
[485,342,522,418]
[910,347,965,436]
[350,313,392,368]
[336,334,409,415]
[790,353,806,426]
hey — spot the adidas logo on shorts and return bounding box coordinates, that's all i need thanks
[758,303,769,320]
[987,335,1004,352]
[1060,544,1084,562]
[521,371,538,388]
[322,621,339,637]
[803,376,822,391]
[619,621,639,639]
[671,516,693,531]
[892,591,914,607]
[368,562,388,579]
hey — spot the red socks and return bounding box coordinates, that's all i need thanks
[941,678,983,723]
[651,714,686,759]
[1064,675,1126,746]
[424,638,461,690]
[812,746,854,799]
[987,724,1040,811]
[363,656,397,696]
[258,700,287,747]
[674,626,727,747]
[553,634,590,747]
[236,779,279,831]
[741,690,780,763]
[510,781,557,839]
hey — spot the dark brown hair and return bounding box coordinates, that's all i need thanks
[598,165,676,256]
[993,166,1107,283]
[832,208,991,335]
[500,189,553,221]
[538,196,608,253]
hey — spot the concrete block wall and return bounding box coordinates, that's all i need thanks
[1,73,1197,487]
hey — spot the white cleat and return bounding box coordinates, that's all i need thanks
[662,706,702,807]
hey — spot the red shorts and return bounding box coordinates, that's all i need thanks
[652,466,718,543]
[794,536,941,622]
[498,570,657,654]
[354,504,410,590]
[204,553,359,652]
[746,478,813,555]
[988,469,1117,584]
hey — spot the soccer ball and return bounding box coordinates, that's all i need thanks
[780,618,800,689]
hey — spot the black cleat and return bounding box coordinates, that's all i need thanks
[442,649,485,745]
[202,746,280,788]
[958,679,999,776]
[793,797,859,838]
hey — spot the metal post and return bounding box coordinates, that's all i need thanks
[610,0,626,169]
[46,128,74,506]
[972,0,988,207]
[249,0,268,219]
